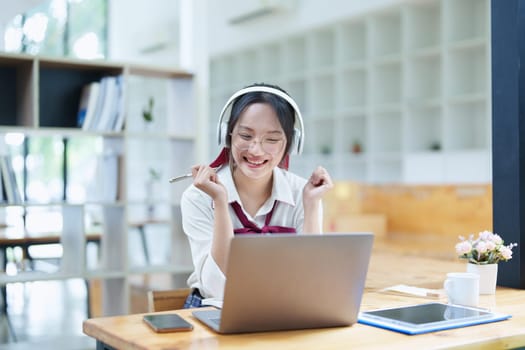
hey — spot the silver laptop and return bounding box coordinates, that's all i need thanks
[192,233,374,334]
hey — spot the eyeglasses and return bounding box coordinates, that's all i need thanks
[231,132,285,155]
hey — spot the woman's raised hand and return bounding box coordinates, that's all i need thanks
[191,165,227,202]
[303,166,334,203]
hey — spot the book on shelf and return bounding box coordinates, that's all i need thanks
[95,76,118,132]
[111,75,126,132]
[78,81,101,130]
[0,164,4,203]
[78,75,125,132]
[0,155,22,204]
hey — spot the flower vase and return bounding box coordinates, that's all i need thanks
[466,263,498,295]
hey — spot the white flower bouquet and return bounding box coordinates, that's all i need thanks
[455,230,517,265]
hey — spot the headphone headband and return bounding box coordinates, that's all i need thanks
[217,86,304,155]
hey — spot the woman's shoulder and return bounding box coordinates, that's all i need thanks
[181,184,209,205]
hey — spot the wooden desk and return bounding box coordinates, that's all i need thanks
[83,248,525,350]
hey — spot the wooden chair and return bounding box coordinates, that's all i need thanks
[147,288,192,312]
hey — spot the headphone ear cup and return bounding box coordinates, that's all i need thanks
[291,128,302,155]
[219,122,229,147]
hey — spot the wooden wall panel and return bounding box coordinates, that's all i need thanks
[324,182,492,242]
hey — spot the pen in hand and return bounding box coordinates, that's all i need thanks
[168,173,192,183]
[168,166,221,183]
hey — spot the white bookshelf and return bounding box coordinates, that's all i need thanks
[208,0,491,184]
[0,52,196,316]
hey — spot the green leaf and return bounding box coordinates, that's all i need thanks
[142,96,155,122]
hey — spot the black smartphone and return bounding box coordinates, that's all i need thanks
[143,314,194,333]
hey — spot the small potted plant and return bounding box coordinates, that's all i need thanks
[142,96,155,128]
[352,140,362,154]
[320,144,332,155]
[429,141,441,151]
[455,230,517,294]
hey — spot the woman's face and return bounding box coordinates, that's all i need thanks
[230,102,286,181]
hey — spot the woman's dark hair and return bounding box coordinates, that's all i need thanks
[226,83,296,157]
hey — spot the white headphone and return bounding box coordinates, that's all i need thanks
[217,85,305,155]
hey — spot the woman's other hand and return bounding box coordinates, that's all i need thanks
[303,166,334,203]
[302,166,333,233]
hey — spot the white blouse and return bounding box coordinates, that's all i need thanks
[180,165,322,302]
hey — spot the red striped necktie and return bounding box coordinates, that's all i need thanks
[231,201,296,234]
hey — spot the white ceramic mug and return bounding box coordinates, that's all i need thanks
[444,272,479,307]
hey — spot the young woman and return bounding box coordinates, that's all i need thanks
[180,83,333,307]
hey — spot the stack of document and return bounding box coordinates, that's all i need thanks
[381,284,445,299]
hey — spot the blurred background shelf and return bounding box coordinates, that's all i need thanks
[208,0,491,185]
[0,53,196,317]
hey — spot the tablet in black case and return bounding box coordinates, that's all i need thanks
[358,302,511,335]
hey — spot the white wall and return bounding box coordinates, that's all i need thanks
[109,0,181,67]
[206,0,403,58]
[108,0,406,66]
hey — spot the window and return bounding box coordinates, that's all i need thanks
[1,134,103,273]
[3,0,107,59]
